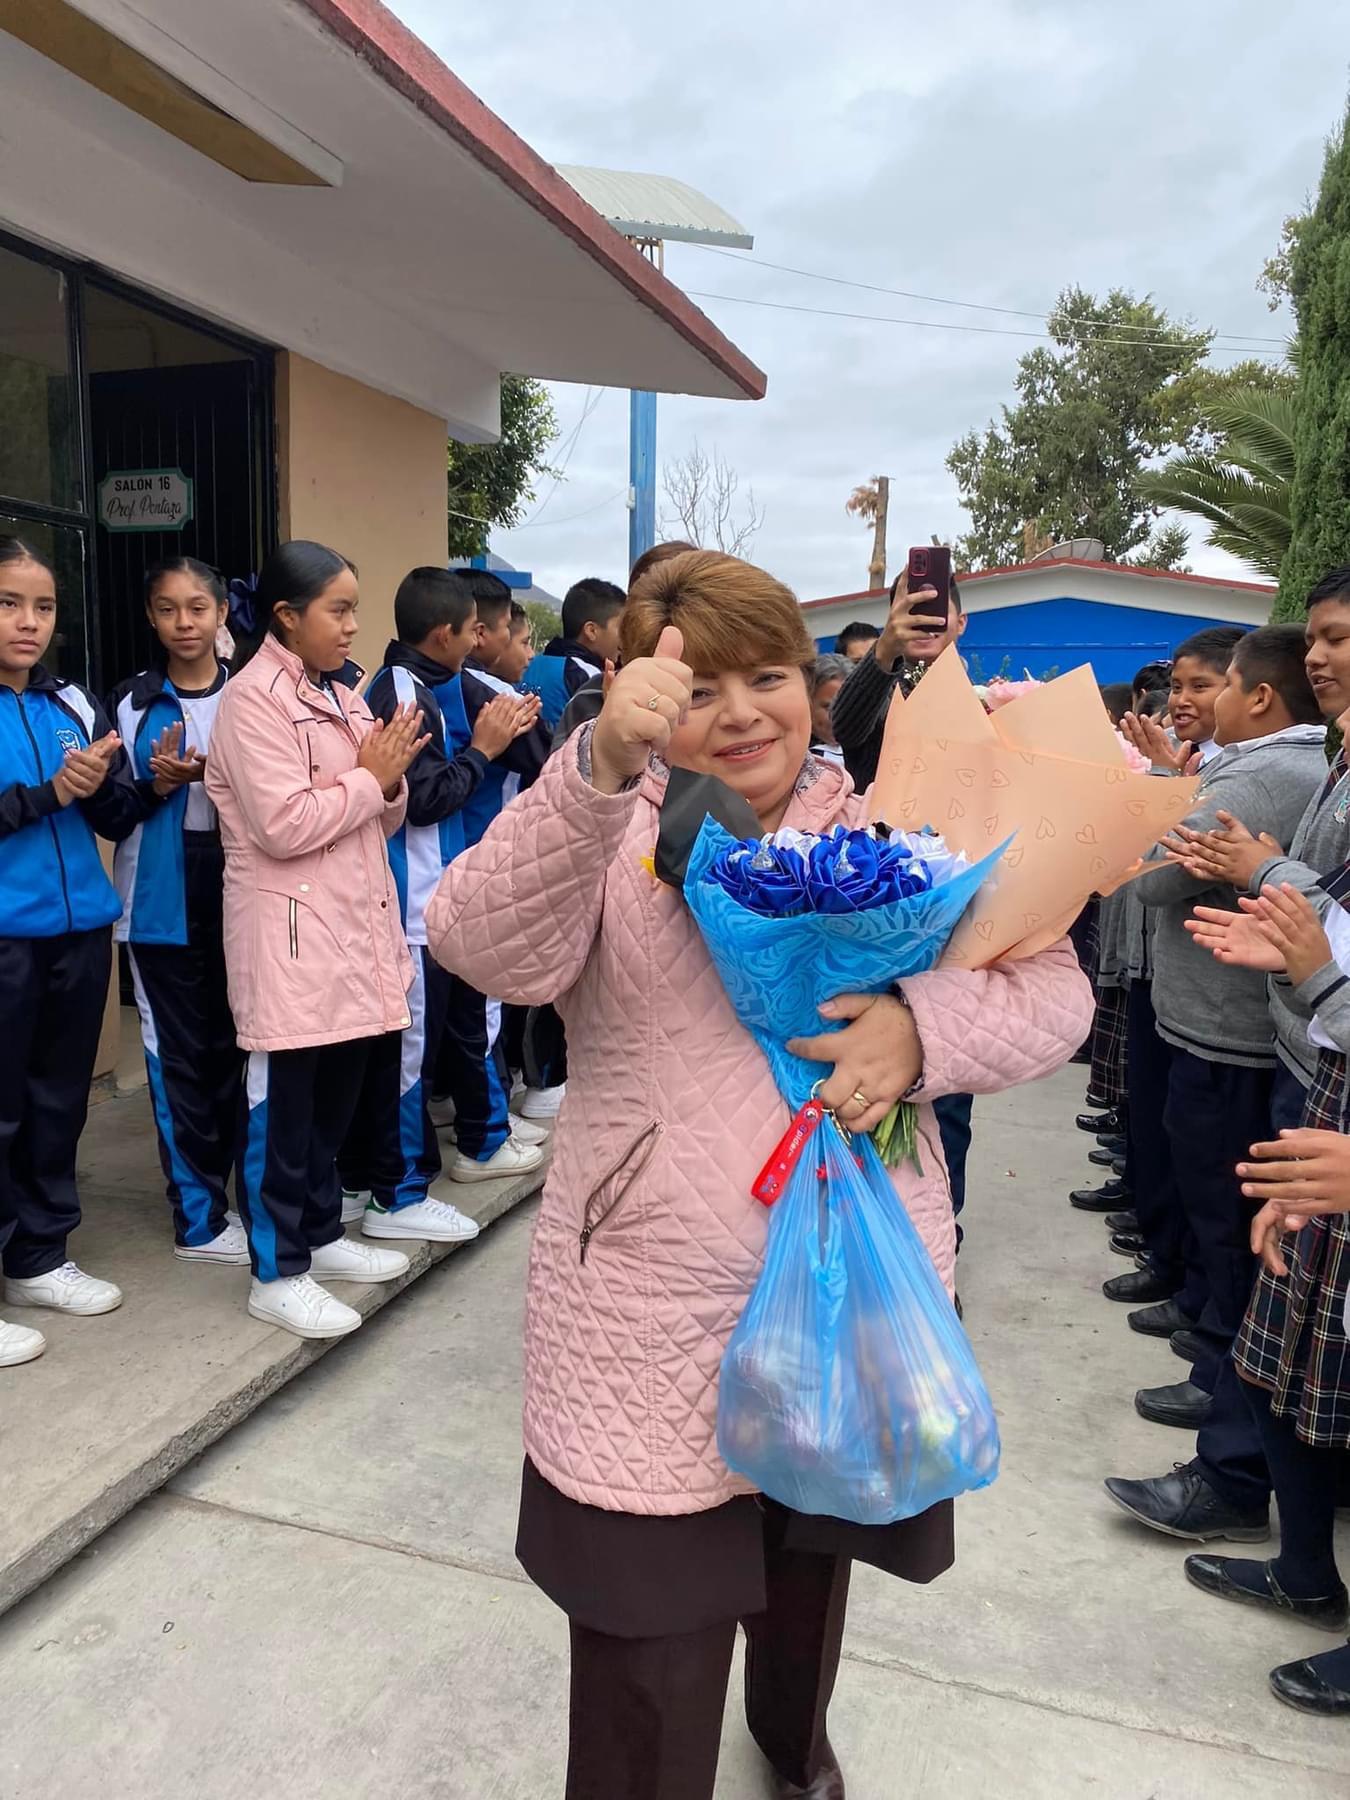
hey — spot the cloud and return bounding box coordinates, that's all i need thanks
[389,0,1346,598]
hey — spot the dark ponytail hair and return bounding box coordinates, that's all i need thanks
[145,556,227,610]
[0,535,55,578]
[232,540,355,669]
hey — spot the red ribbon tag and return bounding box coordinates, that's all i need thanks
[752,1100,825,1206]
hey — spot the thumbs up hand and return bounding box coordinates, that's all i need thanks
[590,625,693,793]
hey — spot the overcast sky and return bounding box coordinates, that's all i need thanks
[390,0,1347,604]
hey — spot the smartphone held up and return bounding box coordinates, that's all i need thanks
[905,546,952,631]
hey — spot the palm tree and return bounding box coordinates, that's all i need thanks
[1138,388,1296,579]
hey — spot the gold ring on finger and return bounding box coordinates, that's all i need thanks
[851,1088,870,1111]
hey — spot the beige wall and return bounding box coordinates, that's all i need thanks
[276,351,450,662]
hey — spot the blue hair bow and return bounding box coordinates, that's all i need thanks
[227,574,259,635]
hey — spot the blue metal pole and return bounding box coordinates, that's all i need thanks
[628,388,657,571]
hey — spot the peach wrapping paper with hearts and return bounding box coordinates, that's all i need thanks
[868,648,1200,968]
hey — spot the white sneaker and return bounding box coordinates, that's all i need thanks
[341,1189,371,1224]
[248,1273,360,1340]
[362,1197,481,1244]
[174,1220,251,1265]
[448,1135,544,1184]
[520,1084,566,1120]
[4,1262,123,1316]
[427,1095,457,1129]
[308,1236,410,1284]
[0,1319,46,1366]
[510,1115,550,1148]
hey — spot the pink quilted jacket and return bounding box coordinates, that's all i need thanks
[426,731,1093,1515]
[205,633,413,1053]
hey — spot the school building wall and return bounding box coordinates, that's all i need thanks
[276,351,450,661]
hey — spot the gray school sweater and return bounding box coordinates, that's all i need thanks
[1134,726,1329,1068]
[1249,754,1350,1084]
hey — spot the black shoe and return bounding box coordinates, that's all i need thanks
[769,1739,845,1799]
[1170,1327,1208,1364]
[1269,1655,1350,1717]
[1077,1108,1119,1135]
[1095,1132,1128,1154]
[1129,1298,1195,1338]
[1071,1177,1131,1212]
[1104,1210,1138,1234]
[1104,1266,1175,1303]
[1135,1380,1212,1428]
[1084,1087,1111,1109]
[1088,1145,1119,1167]
[1185,1556,1350,1632]
[1111,1155,1127,1177]
[1103,1462,1271,1542]
[1109,1230,1146,1257]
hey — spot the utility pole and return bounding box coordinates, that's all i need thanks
[868,475,890,590]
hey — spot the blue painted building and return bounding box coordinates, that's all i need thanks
[803,557,1274,687]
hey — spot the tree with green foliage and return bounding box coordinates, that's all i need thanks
[1138,382,1297,580]
[522,598,562,649]
[947,288,1214,569]
[1277,105,1350,618]
[446,375,561,558]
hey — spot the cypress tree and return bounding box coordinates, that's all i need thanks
[1277,101,1350,618]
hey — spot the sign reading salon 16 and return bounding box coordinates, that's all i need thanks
[97,468,195,533]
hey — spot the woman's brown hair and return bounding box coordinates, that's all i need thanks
[621,550,815,675]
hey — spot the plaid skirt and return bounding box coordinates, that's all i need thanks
[1234,1049,1350,1447]
[1088,985,1128,1110]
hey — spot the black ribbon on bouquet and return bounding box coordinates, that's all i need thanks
[653,767,760,891]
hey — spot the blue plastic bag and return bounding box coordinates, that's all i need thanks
[717,1117,1001,1524]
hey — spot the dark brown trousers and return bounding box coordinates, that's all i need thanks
[563,1538,851,1800]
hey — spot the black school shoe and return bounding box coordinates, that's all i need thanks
[1110,1230,1146,1257]
[1170,1327,1208,1364]
[1104,1266,1175,1303]
[1105,1210,1139,1234]
[1135,1380,1212,1428]
[1129,1298,1196,1338]
[1088,1145,1121,1168]
[1270,1653,1350,1716]
[1185,1556,1350,1632]
[1077,1108,1120,1134]
[1084,1087,1111,1109]
[1103,1461,1270,1542]
[1071,1177,1131,1212]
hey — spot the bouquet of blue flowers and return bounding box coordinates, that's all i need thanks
[686,820,1002,1166]
[683,814,1005,1524]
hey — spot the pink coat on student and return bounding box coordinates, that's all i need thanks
[205,633,412,1053]
[427,731,1094,1516]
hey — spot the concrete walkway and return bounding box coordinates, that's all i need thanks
[0,1086,545,1616]
[1,1066,1348,1796]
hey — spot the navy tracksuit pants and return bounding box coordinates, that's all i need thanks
[340,947,451,1207]
[0,928,111,1279]
[1189,1061,1303,1513]
[434,973,511,1161]
[1125,980,1204,1313]
[126,835,241,1247]
[237,1034,396,1281]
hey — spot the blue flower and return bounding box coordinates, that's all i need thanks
[706,826,956,919]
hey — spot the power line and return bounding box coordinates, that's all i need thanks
[513,486,629,529]
[682,243,1286,348]
[520,385,605,526]
[683,288,1273,355]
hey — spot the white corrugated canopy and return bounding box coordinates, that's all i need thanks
[557,165,754,249]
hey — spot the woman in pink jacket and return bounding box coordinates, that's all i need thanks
[205,542,427,1343]
[427,551,1093,1800]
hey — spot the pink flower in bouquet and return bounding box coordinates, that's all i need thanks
[983,677,1043,709]
[1114,729,1151,774]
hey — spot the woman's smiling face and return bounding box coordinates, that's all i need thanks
[666,663,813,829]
